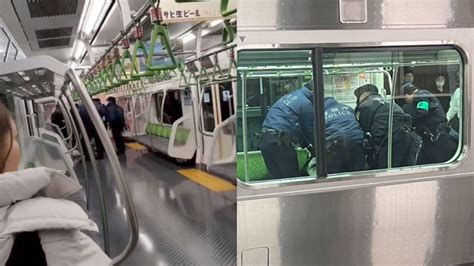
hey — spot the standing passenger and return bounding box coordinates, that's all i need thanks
[354,84,421,169]
[401,83,457,164]
[260,80,314,179]
[430,74,451,113]
[78,103,105,160]
[324,97,365,174]
[105,97,126,155]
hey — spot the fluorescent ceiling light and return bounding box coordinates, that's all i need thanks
[73,41,86,60]
[209,19,223,28]
[82,0,112,35]
[180,33,196,43]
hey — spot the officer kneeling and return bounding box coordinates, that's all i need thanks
[401,83,458,164]
[324,97,365,174]
[354,84,421,169]
[260,80,314,179]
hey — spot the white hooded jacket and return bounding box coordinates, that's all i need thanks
[0,167,111,265]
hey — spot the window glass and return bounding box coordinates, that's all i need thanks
[217,81,235,123]
[154,92,164,123]
[237,47,463,183]
[5,42,17,62]
[162,90,183,124]
[237,50,314,182]
[0,29,10,62]
[202,85,216,132]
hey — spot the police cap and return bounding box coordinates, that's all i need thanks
[354,84,379,99]
[400,83,418,95]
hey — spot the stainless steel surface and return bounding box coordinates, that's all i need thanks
[238,177,474,265]
[237,3,474,265]
[238,0,474,31]
[64,69,139,264]
[64,92,110,254]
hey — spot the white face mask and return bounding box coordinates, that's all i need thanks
[436,81,445,87]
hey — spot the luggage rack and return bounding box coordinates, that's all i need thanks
[0,55,139,265]
[0,56,65,100]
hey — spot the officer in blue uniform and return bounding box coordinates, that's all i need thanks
[324,97,365,174]
[401,83,457,164]
[260,81,314,179]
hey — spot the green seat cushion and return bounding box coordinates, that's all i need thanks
[157,125,164,137]
[237,148,310,182]
[161,126,170,138]
[152,124,160,136]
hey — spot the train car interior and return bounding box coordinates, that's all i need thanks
[0,0,236,265]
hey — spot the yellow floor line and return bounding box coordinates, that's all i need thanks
[126,142,147,151]
[177,169,236,192]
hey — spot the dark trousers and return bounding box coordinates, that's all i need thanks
[418,134,457,164]
[372,127,421,169]
[260,132,300,179]
[90,129,104,157]
[111,127,125,154]
[326,138,365,174]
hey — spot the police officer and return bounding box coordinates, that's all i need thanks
[354,84,421,169]
[105,97,126,155]
[401,83,457,164]
[324,97,365,174]
[260,80,314,179]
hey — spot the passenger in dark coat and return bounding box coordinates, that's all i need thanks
[78,102,104,159]
[105,97,126,155]
[354,84,421,169]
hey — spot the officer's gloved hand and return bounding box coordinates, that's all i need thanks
[362,132,374,151]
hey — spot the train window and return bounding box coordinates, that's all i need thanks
[162,90,183,124]
[154,92,164,123]
[217,82,235,123]
[202,85,216,132]
[238,47,464,184]
[5,42,18,62]
[0,28,10,62]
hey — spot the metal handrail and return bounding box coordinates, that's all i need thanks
[58,96,90,210]
[63,92,111,255]
[64,69,139,264]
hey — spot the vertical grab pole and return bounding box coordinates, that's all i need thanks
[58,97,90,210]
[63,91,110,255]
[312,48,327,179]
[64,69,139,264]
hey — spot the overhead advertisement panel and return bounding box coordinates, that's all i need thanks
[161,0,236,23]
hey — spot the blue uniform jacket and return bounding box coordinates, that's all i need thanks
[262,87,314,147]
[324,97,364,142]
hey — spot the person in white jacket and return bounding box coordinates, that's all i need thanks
[0,103,111,265]
[446,87,461,123]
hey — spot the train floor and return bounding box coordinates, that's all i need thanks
[75,146,236,265]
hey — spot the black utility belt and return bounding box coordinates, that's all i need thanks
[420,124,449,142]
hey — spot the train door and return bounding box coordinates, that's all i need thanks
[200,81,236,167]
